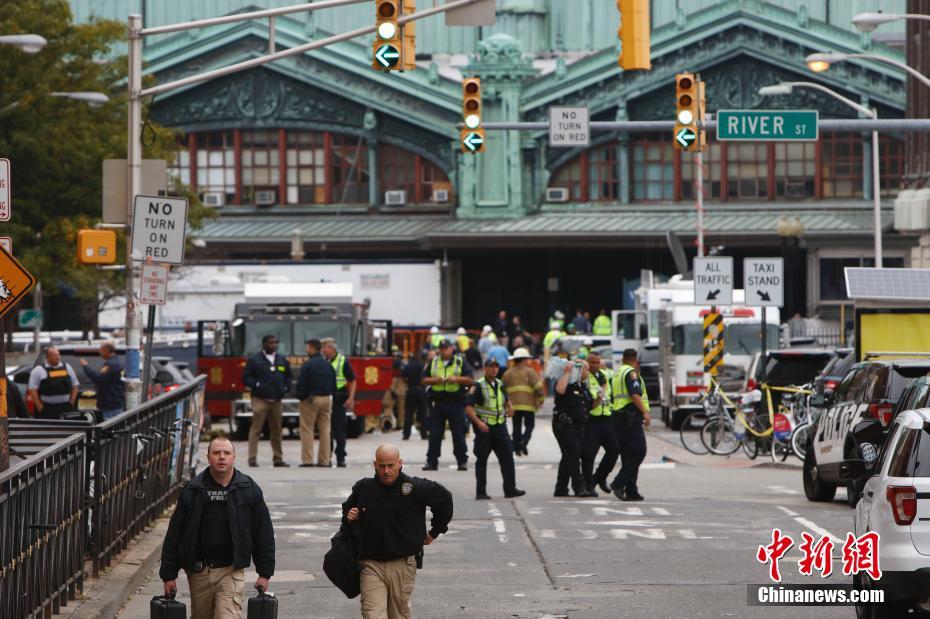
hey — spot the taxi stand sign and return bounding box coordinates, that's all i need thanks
[744,258,784,307]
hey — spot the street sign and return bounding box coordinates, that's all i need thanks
[549,106,590,147]
[693,256,733,305]
[743,257,784,307]
[0,158,10,221]
[130,195,188,265]
[717,110,818,141]
[102,159,167,224]
[0,238,11,254]
[0,245,35,319]
[140,263,169,305]
[675,126,696,149]
[18,308,42,329]
[462,131,484,152]
[703,311,724,376]
[374,44,400,68]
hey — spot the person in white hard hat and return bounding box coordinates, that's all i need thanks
[478,325,497,358]
[455,327,471,353]
[503,347,545,456]
[429,326,444,349]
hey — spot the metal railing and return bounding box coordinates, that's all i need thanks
[0,431,86,619]
[89,377,205,576]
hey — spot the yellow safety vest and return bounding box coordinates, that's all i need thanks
[429,356,463,392]
[456,335,471,351]
[331,353,347,390]
[593,315,612,335]
[430,334,445,348]
[543,329,563,350]
[587,369,613,416]
[474,377,506,425]
[612,364,650,412]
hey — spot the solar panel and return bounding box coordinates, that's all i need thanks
[845,267,930,300]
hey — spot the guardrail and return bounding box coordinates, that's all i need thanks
[0,376,205,618]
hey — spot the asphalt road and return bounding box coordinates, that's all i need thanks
[121,415,860,618]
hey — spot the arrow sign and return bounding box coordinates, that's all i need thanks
[706,289,720,301]
[463,131,484,152]
[675,127,696,149]
[375,44,400,68]
[744,258,784,307]
[693,257,733,306]
[757,290,771,302]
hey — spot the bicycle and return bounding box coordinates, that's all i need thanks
[699,379,742,456]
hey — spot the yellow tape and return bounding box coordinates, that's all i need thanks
[760,384,813,396]
[708,377,773,437]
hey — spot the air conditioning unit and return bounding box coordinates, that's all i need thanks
[254,189,276,206]
[432,188,450,203]
[546,187,569,203]
[202,192,225,208]
[384,190,407,206]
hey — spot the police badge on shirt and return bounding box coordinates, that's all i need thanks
[402,482,413,495]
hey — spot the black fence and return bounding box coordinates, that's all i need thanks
[0,377,205,618]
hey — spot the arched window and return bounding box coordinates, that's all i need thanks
[548,142,620,202]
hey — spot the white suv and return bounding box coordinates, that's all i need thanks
[846,408,930,616]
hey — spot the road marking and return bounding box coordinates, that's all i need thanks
[768,485,800,495]
[489,502,508,543]
[641,462,676,470]
[592,506,644,516]
[679,529,697,539]
[487,503,503,517]
[777,506,799,517]
[652,507,671,516]
[794,516,841,544]
[609,528,666,540]
[540,529,597,540]
[557,573,595,578]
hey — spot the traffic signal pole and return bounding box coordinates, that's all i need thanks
[695,151,704,257]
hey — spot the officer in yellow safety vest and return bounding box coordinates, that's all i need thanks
[322,338,356,468]
[609,348,651,502]
[456,327,471,353]
[543,322,564,354]
[429,326,445,349]
[421,340,474,471]
[581,351,621,495]
[593,309,612,336]
[465,358,525,500]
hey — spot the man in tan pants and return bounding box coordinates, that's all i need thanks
[297,338,337,466]
[343,444,453,618]
[241,334,291,467]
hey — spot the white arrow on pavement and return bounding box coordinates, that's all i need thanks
[375,45,400,67]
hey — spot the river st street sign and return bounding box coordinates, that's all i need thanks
[717,110,818,141]
[675,126,696,149]
[693,256,733,305]
[744,257,784,307]
[374,44,400,68]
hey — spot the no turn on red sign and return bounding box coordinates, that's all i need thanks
[130,195,188,265]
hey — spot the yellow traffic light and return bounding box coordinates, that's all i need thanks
[674,72,700,151]
[373,0,402,71]
[461,77,485,153]
[617,0,651,71]
[76,229,117,265]
[401,0,416,71]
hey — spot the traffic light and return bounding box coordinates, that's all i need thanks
[461,77,485,153]
[400,0,416,71]
[617,0,651,71]
[674,72,701,152]
[372,0,402,71]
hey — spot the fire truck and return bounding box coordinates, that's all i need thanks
[197,282,394,439]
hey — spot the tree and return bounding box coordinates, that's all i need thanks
[0,0,213,335]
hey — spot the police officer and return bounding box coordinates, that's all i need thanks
[610,348,651,501]
[29,346,79,419]
[241,335,291,468]
[581,351,620,495]
[323,338,356,468]
[421,340,473,471]
[465,359,525,500]
[593,309,612,336]
[552,359,596,497]
[79,341,125,420]
[402,352,429,441]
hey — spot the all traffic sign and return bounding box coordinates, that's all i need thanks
[130,195,188,265]
[675,127,696,149]
[693,256,733,305]
[743,257,784,307]
[717,110,818,141]
[374,44,400,68]
[0,245,35,319]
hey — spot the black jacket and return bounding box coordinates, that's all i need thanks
[160,468,275,581]
[296,353,336,401]
[82,357,125,411]
[341,471,453,561]
[242,351,291,401]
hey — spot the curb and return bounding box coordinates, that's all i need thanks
[750,461,803,470]
[64,513,170,618]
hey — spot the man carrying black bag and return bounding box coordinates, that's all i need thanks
[335,444,453,618]
[160,437,275,619]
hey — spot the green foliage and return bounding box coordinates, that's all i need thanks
[0,0,214,328]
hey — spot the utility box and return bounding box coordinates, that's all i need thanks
[77,229,116,264]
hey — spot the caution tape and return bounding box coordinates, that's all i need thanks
[707,377,773,438]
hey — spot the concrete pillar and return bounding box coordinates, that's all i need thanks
[895,188,930,267]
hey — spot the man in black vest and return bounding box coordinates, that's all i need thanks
[28,346,78,419]
[242,335,291,467]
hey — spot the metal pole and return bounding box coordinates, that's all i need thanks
[32,281,41,353]
[125,14,143,409]
[0,315,7,471]
[871,127,883,268]
[695,151,704,256]
[141,305,156,403]
[760,307,766,364]
[478,119,930,132]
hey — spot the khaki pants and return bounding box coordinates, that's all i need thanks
[187,566,244,619]
[300,395,332,465]
[360,557,417,619]
[249,397,284,463]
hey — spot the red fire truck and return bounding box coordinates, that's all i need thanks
[197,282,393,439]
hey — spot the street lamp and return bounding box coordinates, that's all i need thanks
[0,91,110,114]
[805,52,930,88]
[759,81,884,267]
[0,34,47,53]
[852,12,930,32]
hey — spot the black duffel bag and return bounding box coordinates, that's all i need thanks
[323,522,362,599]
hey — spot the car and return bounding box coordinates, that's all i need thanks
[804,358,930,506]
[847,409,930,616]
[743,349,834,414]
[813,347,854,398]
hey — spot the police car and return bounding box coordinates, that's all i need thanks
[803,359,930,506]
[843,409,930,616]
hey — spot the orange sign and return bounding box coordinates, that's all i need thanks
[0,245,35,319]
